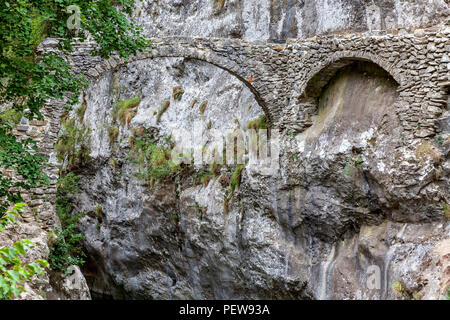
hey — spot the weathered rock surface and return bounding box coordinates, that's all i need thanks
[73,58,449,299]
[65,1,449,300]
[135,0,450,40]
[2,0,449,300]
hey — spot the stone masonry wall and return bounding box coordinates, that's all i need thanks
[6,23,448,299]
[32,24,449,226]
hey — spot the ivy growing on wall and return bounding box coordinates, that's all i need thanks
[0,0,151,216]
[0,0,151,298]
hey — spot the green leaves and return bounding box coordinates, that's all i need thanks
[48,173,86,273]
[0,203,25,231]
[0,131,49,217]
[0,0,150,215]
[0,204,49,300]
[344,156,364,176]
[0,0,150,299]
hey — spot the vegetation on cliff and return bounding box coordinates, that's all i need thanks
[0,0,150,298]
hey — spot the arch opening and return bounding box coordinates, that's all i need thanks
[303,58,400,103]
[300,60,400,143]
[139,52,273,125]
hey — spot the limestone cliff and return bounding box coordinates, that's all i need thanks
[66,1,448,299]
[4,0,449,300]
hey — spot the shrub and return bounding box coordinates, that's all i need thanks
[210,161,221,178]
[201,172,212,187]
[113,97,141,125]
[130,134,182,187]
[443,204,450,220]
[229,164,245,198]
[54,118,91,170]
[57,172,81,195]
[190,99,199,108]
[48,211,86,273]
[344,156,364,176]
[49,173,86,273]
[95,205,103,220]
[415,142,440,164]
[223,196,229,215]
[392,280,408,299]
[76,102,87,121]
[214,0,226,10]
[108,126,119,144]
[190,203,206,221]
[247,114,267,131]
[0,108,22,127]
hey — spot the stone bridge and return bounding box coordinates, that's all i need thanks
[65,28,450,134]
[16,27,449,227]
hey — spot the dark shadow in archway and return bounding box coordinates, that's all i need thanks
[303,58,400,103]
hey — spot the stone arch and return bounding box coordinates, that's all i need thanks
[92,39,273,124]
[289,52,402,135]
[301,52,402,101]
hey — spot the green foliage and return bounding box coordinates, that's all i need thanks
[0,203,25,231]
[201,172,212,187]
[55,118,91,170]
[49,173,85,273]
[210,161,221,178]
[0,109,22,127]
[392,280,405,298]
[108,126,119,144]
[190,202,206,221]
[156,99,170,123]
[415,142,440,164]
[95,205,102,219]
[443,204,450,219]
[344,156,364,176]
[247,114,267,131]
[57,172,81,195]
[0,0,150,216]
[0,131,49,217]
[0,204,49,300]
[29,9,47,50]
[285,129,297,139]
[49,211,86,273]
[113,97,141,125]
[130,134,182,188]
[76,102,87,121]
[229,164,245,199]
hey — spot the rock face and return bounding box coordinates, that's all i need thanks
[0,101,91,300]
[12,0,448,300]
[135,0,450,40]
[69,1,449,300]
[73,51,449,299]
